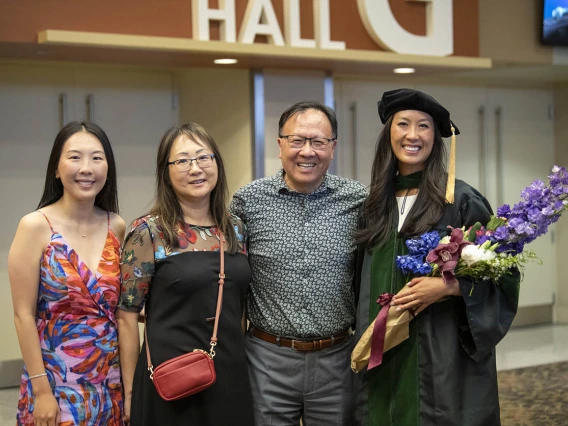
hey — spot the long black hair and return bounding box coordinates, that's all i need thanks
[149,123,238,254]
[356,116,447,250]
[37,121,119,213]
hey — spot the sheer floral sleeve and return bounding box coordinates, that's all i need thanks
[231,214,248,255]
[118,217,156,313]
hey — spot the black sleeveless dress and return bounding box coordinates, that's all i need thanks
[119,216,254,426]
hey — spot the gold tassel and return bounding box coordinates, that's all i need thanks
[445,125,456,204]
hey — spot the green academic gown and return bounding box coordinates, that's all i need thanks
[353,179,520,426]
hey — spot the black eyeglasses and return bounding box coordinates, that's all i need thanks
[167,154,215,172]
[279,135,335,151]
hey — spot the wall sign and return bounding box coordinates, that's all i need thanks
[191,0,454,56]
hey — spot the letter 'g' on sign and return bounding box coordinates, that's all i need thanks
[357,0,453,57]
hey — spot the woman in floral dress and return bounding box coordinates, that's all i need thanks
[117,123,254,425]
[9,121,125,426]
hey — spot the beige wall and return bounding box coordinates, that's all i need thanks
[174,68,253,195]
[479,0,553,65]
[0,63,252,368]
[554,85,568,322]
[0,61,178,366]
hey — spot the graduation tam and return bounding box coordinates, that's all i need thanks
[377,88,459,138]
[378,88,459,203]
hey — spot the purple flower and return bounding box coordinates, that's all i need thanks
[426,228,470,285]
[549,166,568,185]
[494,226,508,241]
[508,218,524,232]
[516,222,534,236]
[521,180,545,203]
[497,204,511,219]
[417,262,433,275]
[527,207,543,223]
[475,235,491,245]
[496,241,524,255]
[396,254,430,275]
[542,206,555,217]
[441,261,458,286]
[492,167,568,251]
[398,165,568,283]
[405,231,440,256]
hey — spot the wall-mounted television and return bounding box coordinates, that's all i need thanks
[542,0,568,46]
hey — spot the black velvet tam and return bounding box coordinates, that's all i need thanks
[378,88,460,137]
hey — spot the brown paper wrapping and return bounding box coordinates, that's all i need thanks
[351,307,412,373]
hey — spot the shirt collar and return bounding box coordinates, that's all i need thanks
[273,168,338,194]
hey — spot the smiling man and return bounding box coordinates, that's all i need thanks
[230,101,367,425]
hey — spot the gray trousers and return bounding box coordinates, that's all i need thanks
[245,328,354,426]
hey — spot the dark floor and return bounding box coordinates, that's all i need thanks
[1,362,566,425]
[498,361,568,426]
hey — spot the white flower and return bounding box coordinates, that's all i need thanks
[461,244,497,266]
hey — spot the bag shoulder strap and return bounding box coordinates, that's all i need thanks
[145,231,225,371]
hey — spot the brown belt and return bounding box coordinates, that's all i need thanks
[251,326,352,352]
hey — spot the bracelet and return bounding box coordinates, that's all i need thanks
[28,373,48,380]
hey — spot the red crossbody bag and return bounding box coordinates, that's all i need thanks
[144,232,225,401]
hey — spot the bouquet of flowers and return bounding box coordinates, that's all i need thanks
[351,166,568,373]
[396,165,568,287]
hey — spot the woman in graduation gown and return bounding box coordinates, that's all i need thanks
[353,88,520,426]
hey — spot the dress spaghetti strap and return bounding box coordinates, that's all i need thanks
[36,210,55,234]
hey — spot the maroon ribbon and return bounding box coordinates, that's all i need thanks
[368,292,394,370]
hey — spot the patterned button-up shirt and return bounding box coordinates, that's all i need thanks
[230,169,367,338]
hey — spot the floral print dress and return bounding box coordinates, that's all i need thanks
[16,212,123,426]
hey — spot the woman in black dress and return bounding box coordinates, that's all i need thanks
[117,123,254,425]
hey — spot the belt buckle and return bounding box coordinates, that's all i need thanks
[291,339,309,351]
